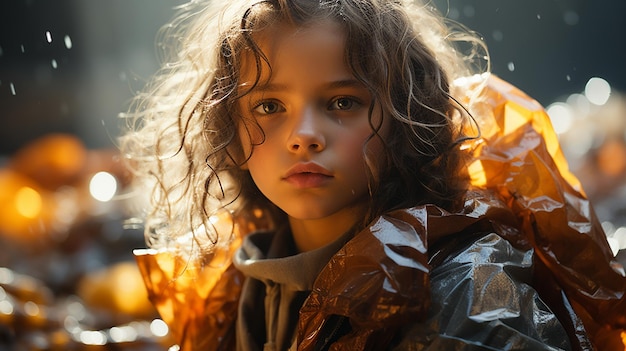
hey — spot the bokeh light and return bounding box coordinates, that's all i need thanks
[150,319,169,337]
[89,171,118,202]
[14,186,42,219]
[546,102,574,135]
[585,77,611,105]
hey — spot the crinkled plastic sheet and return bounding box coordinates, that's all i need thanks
[459,75,626,350]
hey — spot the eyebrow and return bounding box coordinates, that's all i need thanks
[325,79,366,90]
[248,79,366,93]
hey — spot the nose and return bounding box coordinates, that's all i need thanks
[287,107,326,153]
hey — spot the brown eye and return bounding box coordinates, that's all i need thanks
[253,101,284,115]
[329,97,356,111]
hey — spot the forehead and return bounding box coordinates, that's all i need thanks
[238,20,350,85]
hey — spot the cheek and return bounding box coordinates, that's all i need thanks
[335,126,379,170]
[237,120,265,157]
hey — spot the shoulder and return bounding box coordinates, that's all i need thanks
[431,232,532,278]
[395,233,572,350]
[429,233,539,326]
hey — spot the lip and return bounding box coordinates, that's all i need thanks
[283,162,333,188]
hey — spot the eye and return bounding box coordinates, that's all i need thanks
[329,97,357,111]
[253,101,284,115]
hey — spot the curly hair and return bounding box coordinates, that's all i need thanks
[119,0,488,252]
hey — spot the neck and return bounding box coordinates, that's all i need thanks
[288,207,365,252]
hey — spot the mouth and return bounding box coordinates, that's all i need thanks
[283,163,333,188]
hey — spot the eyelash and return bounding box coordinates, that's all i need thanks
[251,96,362,116]
[328,96,360,111]
[252,100,284,115]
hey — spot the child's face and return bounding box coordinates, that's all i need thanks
[237,20,389,228]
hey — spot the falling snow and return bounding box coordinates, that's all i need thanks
[64,35,73,49]
[507,62,515,72]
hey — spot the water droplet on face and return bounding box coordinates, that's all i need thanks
[64,35,73,49]
[45,31,53,43]
[51,59,58,69]
[351,189,355,195]
[9,82,16,95]
[566,75,571,81]
[536,14,541,20]
[507,62,515,71]
[20,45,25,53]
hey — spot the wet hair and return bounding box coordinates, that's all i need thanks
[120,0,488,251]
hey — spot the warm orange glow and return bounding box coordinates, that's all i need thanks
[10,134,86,189]
[468,160,487,188]
[77,262,155,318]
[598,140,626,177]
[455,74,584,194]
[0,169,53,241]
[133,211,250,350]
[502,103,528,136]
[14,186,42,219]
[621,331,626,350]
[253,208,264,218]
[111,263,154,315]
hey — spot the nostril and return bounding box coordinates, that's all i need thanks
[288,138,324,152]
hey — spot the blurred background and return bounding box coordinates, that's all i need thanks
[0,0,625,350]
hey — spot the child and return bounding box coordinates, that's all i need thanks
[121,0,626,350]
